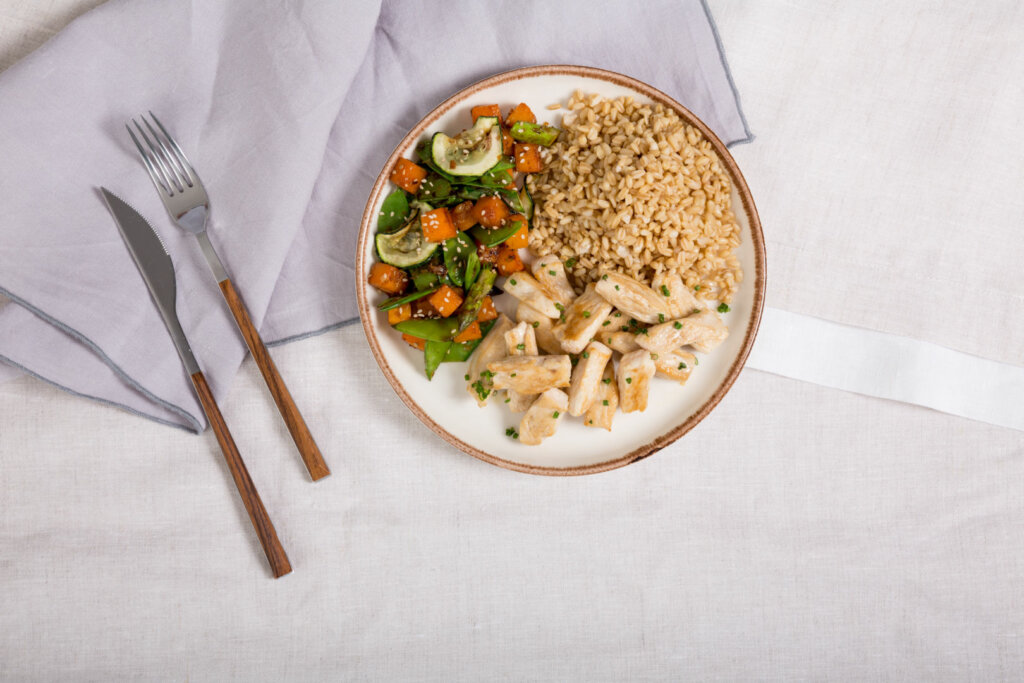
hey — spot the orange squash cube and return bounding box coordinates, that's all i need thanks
[389,158,427,194]
[451,201,476,232]
[496,245,525,276]
[387,303,412,325]
[368,262,408,295]
[428,284,463,318]
[501,128,514,155]
[514,143,543,173]
[506,102,536,125]
[453,321,482,343]
[401,333,426,351]
[477,296,498,322]
[504,218,529,249]
[472,196,510,228]
[420,207,457,243]
[471,104,502,123]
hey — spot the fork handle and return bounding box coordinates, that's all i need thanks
[217,278,330,481]
[190,371,292,578]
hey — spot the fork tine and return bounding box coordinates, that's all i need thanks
[126,124,171,196]
[142,115,193,189]
[148,112,199,186]
[132,118,184,194]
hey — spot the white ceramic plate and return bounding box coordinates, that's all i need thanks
[356,66,765,475]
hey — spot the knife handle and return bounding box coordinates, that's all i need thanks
[190,370,292,579]
[217,278,330,482]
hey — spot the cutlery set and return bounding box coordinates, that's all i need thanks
[102,113,327,578]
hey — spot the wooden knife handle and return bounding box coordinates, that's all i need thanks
[218,278,330,481]
[190,371,292,579]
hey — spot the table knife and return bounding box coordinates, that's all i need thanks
[101,187,291,578]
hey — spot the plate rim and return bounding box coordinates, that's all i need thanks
[356,64,766,476]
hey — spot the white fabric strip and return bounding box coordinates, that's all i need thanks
[747,307,1024,432]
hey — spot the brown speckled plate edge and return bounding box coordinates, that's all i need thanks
[356,65,766,476]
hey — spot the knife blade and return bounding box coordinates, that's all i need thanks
[100,188,199,375]
[100,187,291,578]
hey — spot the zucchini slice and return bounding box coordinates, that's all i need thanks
[431,116,502,177]
[375,216,438,268]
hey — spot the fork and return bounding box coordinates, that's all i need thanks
[127,112,330,482]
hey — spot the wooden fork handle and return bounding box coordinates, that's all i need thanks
[218,278,330,481]
[191,371,292,578]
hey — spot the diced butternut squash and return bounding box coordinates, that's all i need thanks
[387,303,412,325]
[401,333,426,351]
[471,104,502,123]
[514,143,543,173]
[368,262,408,295]
[496,245,525,276]
[502,128,514,155]
[453,321,482,343]
[428,284,464,318]
[389,158,427,194]
[420,207,457,243]
[504,216,529,249]
[451,200,476,231]
[506,102,536,125]
[472,196,510,228]
[477,296,498,322]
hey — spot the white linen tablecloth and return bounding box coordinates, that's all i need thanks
[2,1,1023,681]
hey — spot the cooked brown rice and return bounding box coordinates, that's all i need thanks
[528,91,742,302]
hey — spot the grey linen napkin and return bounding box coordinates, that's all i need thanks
[0,0,751,431]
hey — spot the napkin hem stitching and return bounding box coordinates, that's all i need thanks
[700,0,754,147]
[0,353,195,432]
[264,316,359,348]
[0,285,202,433]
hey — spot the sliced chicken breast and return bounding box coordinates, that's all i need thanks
[531,255,577,308]
[566,341,613,416]
[651,271,701,320]
[635,309,728,354]
[488,355,572,394]
[499,272,560,319]
[595,328,642,355]
[515,302,564,355]
[466,314,514,406]
[617,349,656,413]
[594,272,667,324]
[552,284,614,354]
[653,349,697,384]
[519,388,568,446]
[504,322,540,413]
[584,364,619,431]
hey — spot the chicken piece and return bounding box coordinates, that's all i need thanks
[488,355,571,394]
[504,322,540,413]
[566,341,613,417]
[519,388,568,446]
[653,349,697,384]
[595,328,642,355]
[594,272,667,324]
[499,272,560,319]
[551,284,613,354]
[584,364,618,431]
[635,309,729,354]
[681,309,729,353]
[531,255,577,308]
[466,314,514,406]
[515,302,563,355]
[617,349,656,413]
[651,272,701,320]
